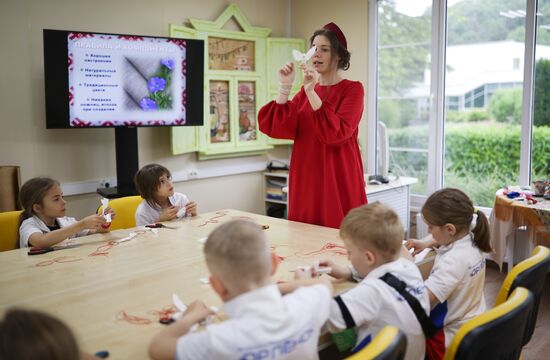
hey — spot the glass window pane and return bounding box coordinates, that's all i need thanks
[377,0,432,195]
[532,0,550,190]
[444,0,526,207]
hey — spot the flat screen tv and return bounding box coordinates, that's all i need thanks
[43,29,204,128]
[43,29,204,197]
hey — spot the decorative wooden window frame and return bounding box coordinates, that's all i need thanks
[170,4,304,158]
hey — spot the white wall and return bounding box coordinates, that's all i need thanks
[0,0,293,218]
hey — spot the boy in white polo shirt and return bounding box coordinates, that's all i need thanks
[148,220,333,360]
[306,202,430,360]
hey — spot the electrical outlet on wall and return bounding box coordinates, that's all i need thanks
[98,179,111,188]
[187,169,199,180]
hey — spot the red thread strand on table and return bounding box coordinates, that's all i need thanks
[270,245,290,263]
[232,216,254,221]
[197,211,228,227]
[34,256,83,267]
[116,310,152,325]
[149,305,178,322]
[88,240,119,257]
[294,242,348,258]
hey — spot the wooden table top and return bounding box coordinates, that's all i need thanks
[0,209,353,358]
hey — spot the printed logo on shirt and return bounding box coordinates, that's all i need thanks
[238,327,314,360]
[407,284,426,296]
[469,258,485,277]
[393,284,426,302]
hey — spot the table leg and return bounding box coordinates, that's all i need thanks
[506,232,515,274]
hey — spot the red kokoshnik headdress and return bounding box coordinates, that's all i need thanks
[323,22,348,50]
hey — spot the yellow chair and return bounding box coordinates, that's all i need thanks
[346,326,407,360]
[494,245,550,346]
[97,196,142,230]
[0,210,23,251]
[445,287,534,360]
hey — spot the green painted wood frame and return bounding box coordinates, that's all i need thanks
[170,4,304,157]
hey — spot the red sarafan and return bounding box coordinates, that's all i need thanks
[258,80,367,229]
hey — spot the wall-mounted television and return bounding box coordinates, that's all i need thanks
[43,29,204,197]
[43,29,204,128]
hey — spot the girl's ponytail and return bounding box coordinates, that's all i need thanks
[472,210,492,253]
[422,188,492,253]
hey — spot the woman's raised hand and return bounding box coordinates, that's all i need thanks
[279,62,296,86]
[300,63,319,93]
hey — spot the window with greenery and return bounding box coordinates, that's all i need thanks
[376,0,432,195]
[373,0,550,208]
[444,0,526,207]
[532,0,550,184]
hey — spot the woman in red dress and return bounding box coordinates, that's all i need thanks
[259,23,367,228]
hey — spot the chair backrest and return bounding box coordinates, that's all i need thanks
[0,166,21,212]
[445,287,534,360]
[495,245,550,344]
[345,326,407,360]
[0,210,23,252]
[97,196,142,230]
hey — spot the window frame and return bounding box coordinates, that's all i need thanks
[367,0,539,210]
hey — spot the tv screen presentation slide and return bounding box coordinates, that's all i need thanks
[67,32,187,127]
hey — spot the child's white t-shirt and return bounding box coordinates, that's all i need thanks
[19,215,89,248]
[175,284,331,360]
[425,233,486,347]
[135,192,189,226]
[326,257,429,360]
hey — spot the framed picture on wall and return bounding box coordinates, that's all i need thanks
[208,37,255,71]
[238,81,257,142]
[209,80,230,143]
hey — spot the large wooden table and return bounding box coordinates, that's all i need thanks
[0,210,353,358]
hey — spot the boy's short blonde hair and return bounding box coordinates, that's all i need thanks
[340,202,404,260]
[204,220,271,291]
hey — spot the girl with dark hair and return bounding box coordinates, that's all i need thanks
[406,188,492,359]
[134,164,197,226]
[258,22,366,229]
[18,177,115,248]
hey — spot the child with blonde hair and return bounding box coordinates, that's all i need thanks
[18,177,115,248]
[286,202,430,360]
[406,188,492,359]
[149,220,333,360]
[134,163,197,226]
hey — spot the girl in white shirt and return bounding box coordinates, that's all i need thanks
[134,164,197,226]
[406,188,492,359]
[18,177,115,248]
